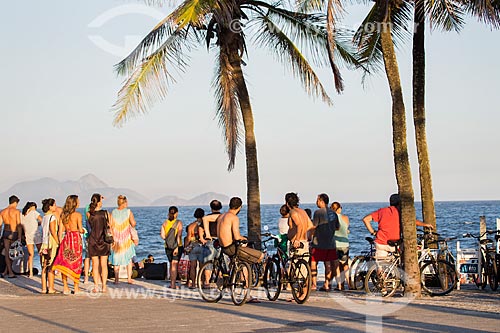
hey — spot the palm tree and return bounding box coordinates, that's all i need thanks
[355,0,421,296]
[112,0,360,245]
[413,0,500,231]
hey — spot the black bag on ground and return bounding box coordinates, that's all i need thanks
[143,262,167,280]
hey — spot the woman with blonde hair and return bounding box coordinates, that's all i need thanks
[110,195,137,284]
[87,193,111,293]
[52,195,84,294]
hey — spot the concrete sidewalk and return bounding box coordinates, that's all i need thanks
[0,275,498,332]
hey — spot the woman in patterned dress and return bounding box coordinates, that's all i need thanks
[52,195,84,294]
[109,195,137,284]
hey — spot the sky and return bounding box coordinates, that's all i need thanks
[1,1,499,204]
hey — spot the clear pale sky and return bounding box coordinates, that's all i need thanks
[1,1,499,204]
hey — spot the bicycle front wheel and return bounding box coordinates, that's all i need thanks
[230,261,252,306]
[251,262,260,288]
[197,260,225,303]
[263,258,282,301]
[290,258,312,304]
[364,262,401,297]
[353,256,371,291]
[420,260,457,296]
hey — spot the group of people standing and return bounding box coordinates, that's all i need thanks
[0,194,138,295]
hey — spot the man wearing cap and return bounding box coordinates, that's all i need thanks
[363,193,433,260]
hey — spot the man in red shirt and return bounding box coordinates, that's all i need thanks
[363,194,432,259]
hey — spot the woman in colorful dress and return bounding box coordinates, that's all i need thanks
[21,201,42,277]
[40,198,59,294]
[52,195,84,295]
[110,195,137,284]
[87,193,111,293]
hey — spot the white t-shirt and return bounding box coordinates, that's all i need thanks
[278,217,289,235]
[21,210,41,238]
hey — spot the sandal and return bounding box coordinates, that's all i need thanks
[319,286,330,292]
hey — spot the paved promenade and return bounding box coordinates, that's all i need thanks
[0,276,498,332]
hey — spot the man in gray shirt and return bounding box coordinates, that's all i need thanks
[310,193,339,291]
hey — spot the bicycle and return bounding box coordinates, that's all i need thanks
[417,230,458,296]
[364,239,403,297]
[463,230,498,291]
[261,232,312,304]
[348,236,376,290]
[196,240,253,305]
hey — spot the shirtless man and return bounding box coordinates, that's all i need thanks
[285,192,312,256]
[217,197,263,264]
[201,200,222,263]
[1,195,22,278]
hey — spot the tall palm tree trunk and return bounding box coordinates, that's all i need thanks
[413,0,437,231]
[228,41,262,247]
[379,11,420,297]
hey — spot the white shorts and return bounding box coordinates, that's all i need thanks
[375,243,395,260]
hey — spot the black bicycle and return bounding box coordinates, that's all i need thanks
[463,230,498,291]
[262,232,312,304]
[197,240,253,305]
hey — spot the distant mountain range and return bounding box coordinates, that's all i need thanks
[0,174,228,207]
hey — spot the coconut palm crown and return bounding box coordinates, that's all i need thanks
[112,0,361,243]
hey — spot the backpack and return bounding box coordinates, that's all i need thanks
[164,220,179,250]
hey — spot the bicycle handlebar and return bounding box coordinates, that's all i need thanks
[463,230,498,239]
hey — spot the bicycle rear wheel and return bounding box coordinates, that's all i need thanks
[290,258,312,304]
[197,261,224,303]
[487,255,498,291]
[420,260,457,296]
[230,261,252,306]
[263,258,281,301]
[353,256,372,291]
[364,262,400,297]
[349,256,363,290]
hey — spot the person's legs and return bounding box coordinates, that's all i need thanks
[310,259,318,290]
[100,256,108,292]
[127,261,134,284]
[91,256,101,292]
[324,261,332,289]
[83,258,90,284]
[48,269,55,293]
[3,238,14,277]
[62,274,70,293]
[188,260,197,287]
[114,265,120,284]
[41,256,47,293]
[170,260,178,288]
[27,244,35,277]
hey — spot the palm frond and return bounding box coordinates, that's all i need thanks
[354,1,413,78]
[326,0,344,92]
[112,29,191,126]
[213,50,243,171]
[173,0,218,29]
[456,0,500,28]
[253,15,334,106]
[426,0,465,32]
[116,0,216,77]
[247,1,361,70]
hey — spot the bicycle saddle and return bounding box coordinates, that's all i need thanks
[387,239,402,247]
[480,239,493,245]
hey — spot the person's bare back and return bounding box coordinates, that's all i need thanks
[63,212,83,233]
[217,211,243,247]
[287,207,310,246]
[0,206,21,233]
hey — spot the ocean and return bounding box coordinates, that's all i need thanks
[28,201,499,272]
[126,200,500,262]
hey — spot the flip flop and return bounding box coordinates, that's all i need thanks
[319,286,329,292]
[7,275,17,279]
